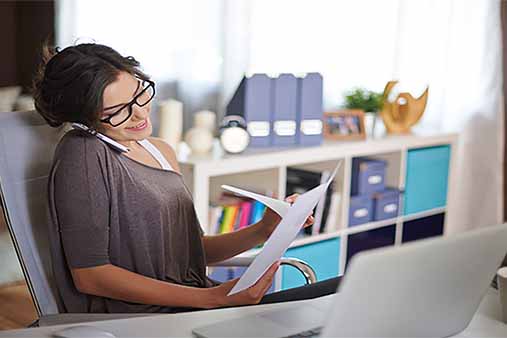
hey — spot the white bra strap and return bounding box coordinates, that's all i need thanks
[137,139,174,171]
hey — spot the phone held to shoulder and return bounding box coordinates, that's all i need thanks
[71,123,130,153]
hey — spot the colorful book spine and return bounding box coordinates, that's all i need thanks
[239,201,252,229]
[223,205,239,233]
[209,206,224,235]
[232,205,241,231]
[220,206,233,234]
[250,200,266,223]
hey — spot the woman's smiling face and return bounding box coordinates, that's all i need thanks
[98,71,154,145]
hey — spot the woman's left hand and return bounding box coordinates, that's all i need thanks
[259,193,315,240]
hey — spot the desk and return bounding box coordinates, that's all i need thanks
[1,288,506,337]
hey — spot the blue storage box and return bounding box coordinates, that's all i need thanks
[402,213,445,243]
[351,158,387,196]
[349,195,373,227]
[347,224,396,267]
[404,145,450,215]
[373,188,400,221]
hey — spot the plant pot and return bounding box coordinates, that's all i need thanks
[364,112,377,137]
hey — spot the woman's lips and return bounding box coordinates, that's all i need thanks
[127,120,148,131]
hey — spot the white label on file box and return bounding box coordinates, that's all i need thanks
[368,175,382,185]
[274,120,296,136]
[247,121,270,137]
[384,204,398,213]
[354,208,368,218]
[300,120,322,135]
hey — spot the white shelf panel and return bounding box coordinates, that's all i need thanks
[178,133,458,177]
[291,232,343,247]
[285,206,448,248]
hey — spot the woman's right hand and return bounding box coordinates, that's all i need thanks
[209,261,280,308]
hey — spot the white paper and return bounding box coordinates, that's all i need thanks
[221,185,291,217]
[227,161,341,295]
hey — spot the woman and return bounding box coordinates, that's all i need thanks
[33,43,340,313]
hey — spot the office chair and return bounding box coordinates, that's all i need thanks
[0,110,316,327]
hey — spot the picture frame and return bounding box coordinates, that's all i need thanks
[323,109,366,141]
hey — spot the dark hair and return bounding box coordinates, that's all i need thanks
[33,43,149,128]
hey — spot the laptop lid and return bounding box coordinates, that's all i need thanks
[322,223,507,337]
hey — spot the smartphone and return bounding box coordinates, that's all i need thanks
[71,123,129,153]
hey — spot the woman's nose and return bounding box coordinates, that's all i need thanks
[131,103,150,121]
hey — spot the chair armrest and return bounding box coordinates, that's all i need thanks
[210,256,317,285]
[279,257,317,285]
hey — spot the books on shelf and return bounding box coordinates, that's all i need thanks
[209,167,340,237]
[286,167,336,236]
[324,192,341,232]
[209,193,267,235]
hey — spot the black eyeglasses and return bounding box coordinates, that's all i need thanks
[100,78,156,127]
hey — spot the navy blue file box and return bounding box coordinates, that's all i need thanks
[351,158,387,196]
[271,74,298,146]
[346,225,396,268]
[296,73,323,146]
[402,213,445,243]
[373,188,400,221]
[349,195,373,227]
[226,74,272,147]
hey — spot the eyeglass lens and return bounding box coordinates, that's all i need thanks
[109,81,155,126]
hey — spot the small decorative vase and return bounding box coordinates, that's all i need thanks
[184,127,214,155]
[158,99,183,151]
[194,110,216,134]
[364,112,377,137]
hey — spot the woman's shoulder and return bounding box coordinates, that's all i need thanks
[147,137,181,172]
[55,129,109,160]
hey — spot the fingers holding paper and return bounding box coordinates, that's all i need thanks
[285,194,315,229]
[260,193,315,239]
[211,261,281,307]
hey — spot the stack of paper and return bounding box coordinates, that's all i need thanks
[222,161,341,295]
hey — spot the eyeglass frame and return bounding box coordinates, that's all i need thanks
[99,78,156,127]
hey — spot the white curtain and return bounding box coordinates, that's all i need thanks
[56,0,224,132]
[57,0,503,233]
[225,0,504,234]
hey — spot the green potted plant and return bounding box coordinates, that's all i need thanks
[343,88,383,137]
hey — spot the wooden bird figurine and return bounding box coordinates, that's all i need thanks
[380,80,429,134]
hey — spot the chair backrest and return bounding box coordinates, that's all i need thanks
[0,110,66,316]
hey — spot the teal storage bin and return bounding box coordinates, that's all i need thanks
[404,145,451,215]
[281,237,340,290]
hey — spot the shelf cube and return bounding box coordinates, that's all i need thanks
[404,146,450,215]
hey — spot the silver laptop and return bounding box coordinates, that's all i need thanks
[192,223,507,337]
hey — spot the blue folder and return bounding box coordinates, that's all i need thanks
[271,74,298,146]
[226,74,272,147]
[296,73,324,146]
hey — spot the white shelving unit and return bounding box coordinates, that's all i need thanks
[178,132,459,279]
